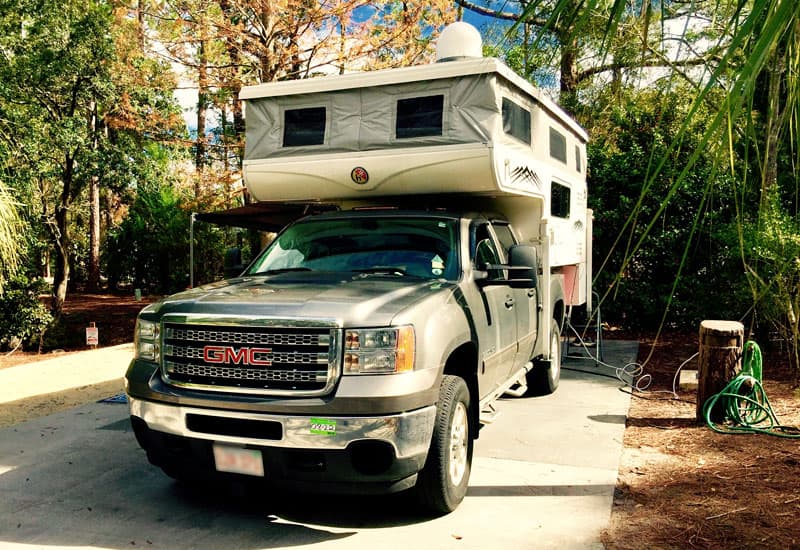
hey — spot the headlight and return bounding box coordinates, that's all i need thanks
[343,326,415,374]
[134,318,160,362]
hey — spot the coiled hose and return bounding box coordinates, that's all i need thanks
[703,341,800,438]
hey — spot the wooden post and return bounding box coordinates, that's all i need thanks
[696,320,744,424]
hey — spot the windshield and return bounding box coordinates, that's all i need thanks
[247,216,459,280]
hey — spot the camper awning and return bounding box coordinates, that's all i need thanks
[195,203,337,232]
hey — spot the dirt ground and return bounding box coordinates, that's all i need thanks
[0,293,153,370]
[603,333,800,549]
[2,294,799,546]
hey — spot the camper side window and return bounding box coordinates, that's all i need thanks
[549,127,567,163]
[283,106,326,146]
[551,182,571,218]
[575,145,582,173]
[502,98,531,144]
[396,95,444,138]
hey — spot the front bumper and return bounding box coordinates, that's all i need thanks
[128,397,436,493]
[129,397,435,458]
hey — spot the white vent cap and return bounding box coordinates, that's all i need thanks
[436,22,483,62]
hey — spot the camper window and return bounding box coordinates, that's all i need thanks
[502,98,531,144]
[549,127,567,163]
[396,95,444,138]
[283,106,326,146]
[551,182,571,218]
[575,145,582,173]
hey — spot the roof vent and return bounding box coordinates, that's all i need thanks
[435,22,483,62]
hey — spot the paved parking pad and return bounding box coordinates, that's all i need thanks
[0,341,636,549]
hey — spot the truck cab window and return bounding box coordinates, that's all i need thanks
[473,224,503,279]
[248,216,459,280]
[492,223,517,255]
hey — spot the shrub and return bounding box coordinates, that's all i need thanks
[0,275,53,351]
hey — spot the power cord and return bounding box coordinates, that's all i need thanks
[561,314,698,403]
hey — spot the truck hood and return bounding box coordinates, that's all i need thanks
[143,271,456,327]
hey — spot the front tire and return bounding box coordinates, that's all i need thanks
[416,375,473,515]
[526,319,562,396]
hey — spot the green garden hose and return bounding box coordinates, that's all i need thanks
[703,341,800,438]
[741,340,762,382]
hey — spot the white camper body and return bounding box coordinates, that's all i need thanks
[240,55,592,358]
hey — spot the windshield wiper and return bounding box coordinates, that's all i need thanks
[257,267,313,275]
[353,267,412,277]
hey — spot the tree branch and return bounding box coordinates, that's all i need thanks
[577,55,718,83]
[455,0,547,26]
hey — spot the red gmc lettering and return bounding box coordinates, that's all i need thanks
[203,346,272,366]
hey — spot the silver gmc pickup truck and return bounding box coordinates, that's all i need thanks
[126,207,563,514]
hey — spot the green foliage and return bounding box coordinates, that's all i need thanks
[736,196,800,370]
[586,89,746,329]
[0,179,22,289]
[0,275,53,351]
[102,180,250,293]
[104,182,191,294]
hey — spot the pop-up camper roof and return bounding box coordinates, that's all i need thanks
[240,41,588,205]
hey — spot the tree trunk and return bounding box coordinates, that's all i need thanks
[195,37,208,198]
[50,150,77,316]
[559,32,579,114]
[759,41,785,220]
[51,203,70,316]
[696,320,744,424]
[87,100,101,292]
[136,0,146,52]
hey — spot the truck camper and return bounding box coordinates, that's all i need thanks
[126,22,592,514]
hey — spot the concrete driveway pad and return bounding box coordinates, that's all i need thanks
[0,340,636,549]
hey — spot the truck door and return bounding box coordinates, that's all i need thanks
[493,222,538,372]
[472,222,518,394]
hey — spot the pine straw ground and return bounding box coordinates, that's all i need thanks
[603,333,800,549]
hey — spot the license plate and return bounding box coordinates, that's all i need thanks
[212,444,264,477]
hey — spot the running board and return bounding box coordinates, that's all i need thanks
[504,383,528,398]
[480,403,498,424]
[478,361,534,425]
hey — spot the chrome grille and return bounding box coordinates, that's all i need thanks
[165,326,329,347]
[164,361,325,383]
[161,321,338,396]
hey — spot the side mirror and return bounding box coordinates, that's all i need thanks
[224,247,245,279]
[224,265,245,279]
[477,245,539,289]
[508,244,538,288]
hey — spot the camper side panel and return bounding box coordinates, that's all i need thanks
[244,74,499,162]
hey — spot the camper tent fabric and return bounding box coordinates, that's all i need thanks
[244,74,501,161]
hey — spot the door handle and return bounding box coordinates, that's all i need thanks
[504,297,515,309]
[527,289,536,298]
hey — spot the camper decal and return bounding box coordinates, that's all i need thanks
[510,166,542,189]
[351,167,369,185]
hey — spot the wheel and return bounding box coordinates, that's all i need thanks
[158,458,202,483]
[526,319,562,396]
[415,375,473,515]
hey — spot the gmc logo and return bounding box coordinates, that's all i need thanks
[203,346,272,366]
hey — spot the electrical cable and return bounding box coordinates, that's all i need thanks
[561,309,662,393]
[561,306,701,404]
